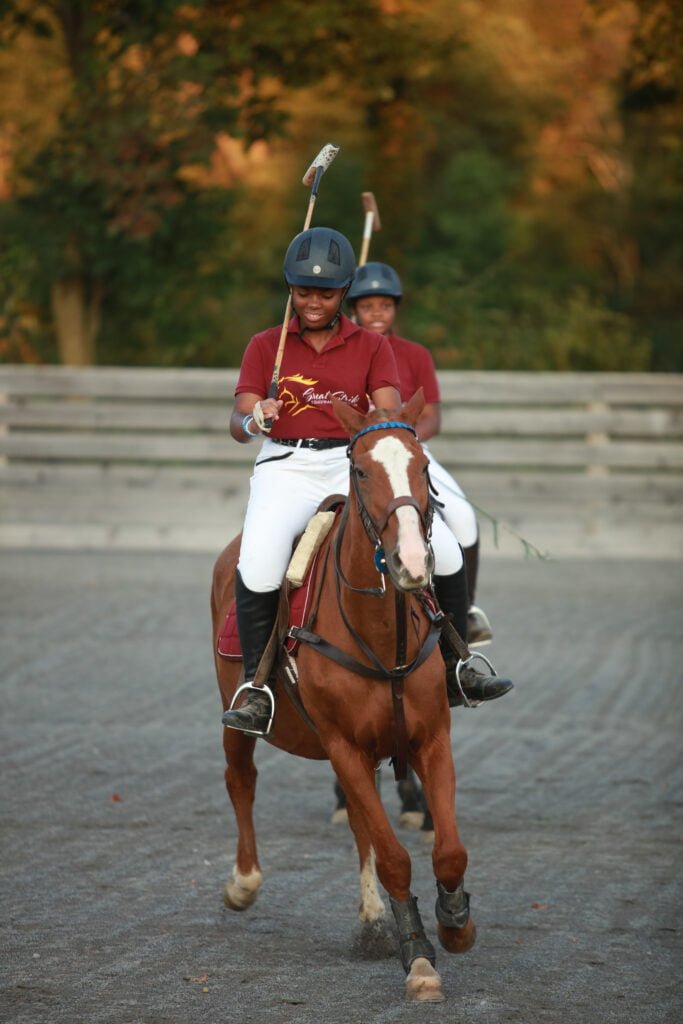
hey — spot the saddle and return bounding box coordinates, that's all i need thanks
[217,496,345,663]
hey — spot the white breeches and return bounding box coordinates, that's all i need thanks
[423,446,479,549]
[236,439,464,593]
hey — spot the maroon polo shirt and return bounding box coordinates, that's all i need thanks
[236,314,400,439]
[386,333,440,405]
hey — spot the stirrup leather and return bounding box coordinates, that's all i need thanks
[224,681,275,737]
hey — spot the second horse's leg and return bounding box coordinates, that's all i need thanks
[331,776,349,824]
[397,766,426,830]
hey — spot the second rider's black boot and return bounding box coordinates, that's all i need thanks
[462,538,493,647]
[433,564,513,706]
[221,570,280,735]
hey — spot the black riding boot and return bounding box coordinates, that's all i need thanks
[433,566,513,706]
[221,571,279,735]
[462,539,493,647]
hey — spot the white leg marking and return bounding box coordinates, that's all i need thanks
[358,849,386,923]
[370,437,429,584]
[224,866,263,911]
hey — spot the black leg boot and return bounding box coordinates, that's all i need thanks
[434,567,513,706]
[221,570,280,735]
[462,539,493,647]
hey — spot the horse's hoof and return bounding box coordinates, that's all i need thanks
[419,828,435,846]
[330,807,349,825]
[437,918,477,954]
[405,957,445,1002]
[399,810,425,831]
[223,867,262,911]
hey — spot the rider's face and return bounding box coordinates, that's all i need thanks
[291,287,343,330]
[353,296,397,336]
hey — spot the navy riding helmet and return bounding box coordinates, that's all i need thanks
[284,227,356,290]
[347,262,403,303]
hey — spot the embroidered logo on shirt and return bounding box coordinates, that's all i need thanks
[278,373,361,416]
[279,374,318,417]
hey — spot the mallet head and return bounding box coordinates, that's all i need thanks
[361,191,381,231]
[302,143,340,186]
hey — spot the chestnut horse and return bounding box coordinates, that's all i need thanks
[211,391,475,1003]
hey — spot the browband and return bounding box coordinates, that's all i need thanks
[347,420,416,454]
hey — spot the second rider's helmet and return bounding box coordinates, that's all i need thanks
[284,226,356,289]
[347,262,403,303]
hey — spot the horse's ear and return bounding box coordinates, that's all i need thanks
[401,387,425,427]
[332,396,366,437]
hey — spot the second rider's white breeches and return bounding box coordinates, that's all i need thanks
[423,447,479,549]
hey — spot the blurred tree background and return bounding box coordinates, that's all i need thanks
[0,0,680,370]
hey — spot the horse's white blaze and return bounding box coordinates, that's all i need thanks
[358,850,385,923]
[371,436,428,582]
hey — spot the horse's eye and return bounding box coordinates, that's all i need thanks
[354,467,368,480]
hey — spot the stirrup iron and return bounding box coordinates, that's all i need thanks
[455,651,496,709]
[224,681,275,737]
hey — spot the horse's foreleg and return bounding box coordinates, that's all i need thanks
[222,731,263,911]
[345,799,385,925]
[330,744,412,898]
[411,737,477,954]
[330,742,443,1000]
[389,895,444,1002]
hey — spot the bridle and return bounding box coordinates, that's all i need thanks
[287,417,444,780]
[338,420,437,596]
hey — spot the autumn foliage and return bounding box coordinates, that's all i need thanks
[0,0,680,369]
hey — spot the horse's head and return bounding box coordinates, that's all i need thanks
[333,389,435,591]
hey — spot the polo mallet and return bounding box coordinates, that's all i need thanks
[358,191,381,267]
[263,143,340,426]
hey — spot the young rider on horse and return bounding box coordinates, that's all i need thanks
[347,262,493,647]
[221,227,512,737]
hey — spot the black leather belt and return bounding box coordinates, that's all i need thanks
[272,437,348,451]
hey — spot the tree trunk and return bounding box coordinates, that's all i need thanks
[50,277,102,366]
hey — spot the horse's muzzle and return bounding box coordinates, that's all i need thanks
[388,546,435,591]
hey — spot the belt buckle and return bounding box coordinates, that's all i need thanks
[309,439,322,451]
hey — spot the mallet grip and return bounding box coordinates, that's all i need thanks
[263,294,293,428]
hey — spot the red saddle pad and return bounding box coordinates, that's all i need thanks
[216,543,327,661]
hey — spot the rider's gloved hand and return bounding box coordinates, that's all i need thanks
[251,399,281,434]
[251,400,270,433]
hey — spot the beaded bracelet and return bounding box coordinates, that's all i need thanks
[241,413,259,438]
